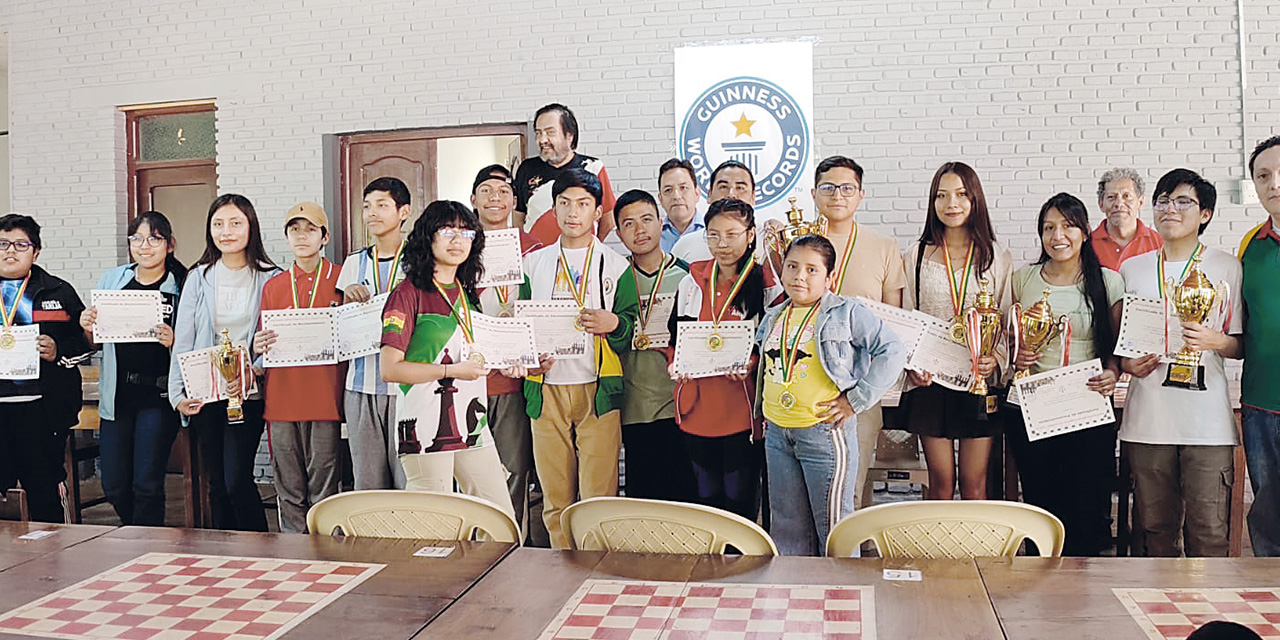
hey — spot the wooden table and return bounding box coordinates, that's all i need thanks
[0,526,515,640]
[979,557,1280,639]
[0,521,116,572]
[417,549,1003,639]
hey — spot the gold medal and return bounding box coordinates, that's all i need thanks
[469,351,486,366]
[707,333,724,352]
[0,332,13,351]
[633,333,650,351]
[950,319,968,344]
[574,315,586,332]
[779,390,796,410]
[0,274,30,351]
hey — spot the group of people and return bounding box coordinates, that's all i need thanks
[2,100,1279,561]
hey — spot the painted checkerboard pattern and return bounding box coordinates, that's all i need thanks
[539,579,874,640]
[0,552,385,640]
[1114,588,1280,640]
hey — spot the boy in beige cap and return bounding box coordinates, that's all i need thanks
[253,202,344,533]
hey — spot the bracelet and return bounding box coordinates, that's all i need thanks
[443,364,449,378]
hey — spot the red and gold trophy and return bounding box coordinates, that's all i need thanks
[964,279,1003,410]
[1164,257,1218,390]
[214,329,250,424]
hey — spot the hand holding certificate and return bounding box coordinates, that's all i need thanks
[1114,294,1183,360]
[476,228,524,288]
[906,315,975,392]
[260,308,338,368]
[672,320,754,379]
[468,313,537,368]
[516,300,589,359]
[177,343,259,402]
[855,296,925,357]
[1013,358,1115,441]
[0,325,40,380]
[90,289,164,343]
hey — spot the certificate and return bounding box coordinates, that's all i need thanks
[672,320,754,379]
[1014,358,1116,442]
[261,308,338,368]
[335,293,390,361]
[0,325,40,381]
[469,313,538,368]
[477,227,525,288]
[855,296,925,357]
[177,343,258,401]
[1114,294,1183,360]
[907,316,975,392]
[90,289,164,343]
[515,300,589,360]
[635,293,677,349]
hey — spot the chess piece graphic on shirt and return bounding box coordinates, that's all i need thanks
[1164,257,1218,391]
[430,350,467,452]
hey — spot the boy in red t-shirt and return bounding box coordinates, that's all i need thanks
[254,202,344,533]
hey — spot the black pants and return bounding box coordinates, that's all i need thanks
[1006,408,1116,556]
[0,400,67,523]
[683,431,763,521]
[623,418,696,502]
[189,400,268,532]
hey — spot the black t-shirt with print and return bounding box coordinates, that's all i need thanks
[115,277,177,408]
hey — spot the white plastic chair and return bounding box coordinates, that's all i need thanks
[306,490,520,543]
[825,500,1065,559]
[561,497,778,556]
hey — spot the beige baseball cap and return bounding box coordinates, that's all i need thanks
[285,201,328,230]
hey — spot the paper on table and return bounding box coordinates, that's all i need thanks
[672,320,754,379]
[0,325,40,381]
[335,293,390,361]
[1014,358,1115,442]
[907,316,975,392]
[469,313,538,368]
[1114,294,1183,360]
[515,300,589,360]
[477,227,525,288]
[635,293,677,349]
[90,289,164,343]
[177,343,258,402]
[855,296,926,358]
[261,307,338,368]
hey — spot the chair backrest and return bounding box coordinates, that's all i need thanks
[306,490,520,543]
[0,489,29,522]
[825,500,1065,559]
[561,497,778,556]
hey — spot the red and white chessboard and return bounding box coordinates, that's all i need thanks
[1114,587,1280,640]
[0,552,384,640]
[539,579,874,640]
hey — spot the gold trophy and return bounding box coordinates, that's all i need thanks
[965,279,1003,399]
[1012,289,1069,380]
[765,196,826,267]
[1164,257,1217,390]
[215,329,247,424]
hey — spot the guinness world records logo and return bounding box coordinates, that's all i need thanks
[678,76,810,208]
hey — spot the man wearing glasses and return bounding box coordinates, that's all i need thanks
[1118,169,1243,557]
[0,214,93,523]
[1092,168,1163,271]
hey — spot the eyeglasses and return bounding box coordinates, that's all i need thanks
[127,235,167,248]
[1154,197,1200,213]
[437,228,477,242]
[816,183,861,198]
[706,231,747,246]
[0,240,35,253]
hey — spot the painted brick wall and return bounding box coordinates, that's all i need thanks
[4,0,1279,482]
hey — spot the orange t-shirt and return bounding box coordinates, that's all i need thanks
[260,260,345,423]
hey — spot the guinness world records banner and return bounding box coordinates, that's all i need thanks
[675,41,815,225]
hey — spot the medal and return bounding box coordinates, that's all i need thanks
[707,333,724,352]
[775,300,821,413]
[557,242,596,326]
[496,284,515,318]
[707,255,755,351]
[630,253,673,352]
[438,279,482,367]
[371,242,405,294]
[779,390,797,410]
[0,332,13,351]
[944,242,974,345]
[950,320,968,344]
[573,315,586,332]
[469,352,486,366]
[0,274,30,350]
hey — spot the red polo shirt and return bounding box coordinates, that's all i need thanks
[1091,219,1163,271]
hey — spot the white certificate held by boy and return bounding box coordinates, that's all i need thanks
[468,312,538,369]
[89,289,164,343]
[515,300,589,360]
[672,320,754,379]
[0,324,40,381]
[260,307,338,367]
[476,227,525,288]
[1014,358,1116,441]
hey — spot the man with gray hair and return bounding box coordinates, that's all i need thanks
[1091,168,1163,270]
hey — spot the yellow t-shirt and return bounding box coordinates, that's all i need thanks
[762,304,842,428]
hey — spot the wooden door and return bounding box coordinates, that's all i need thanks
[136,164,218,266]
[341,139,434,255]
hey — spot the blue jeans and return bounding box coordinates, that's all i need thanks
[1242,407,1280,556]
[765,417,859,556]
[99,405,179,526]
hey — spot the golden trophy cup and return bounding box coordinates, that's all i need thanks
[965,278,1003,399]
[1012,288,1069,381]
[1164,257,1217,391]
[765,196,826,268]
[215,328,247,424]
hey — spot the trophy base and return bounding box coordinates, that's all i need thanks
[226,403,245,425]
[1163,363,1207,391]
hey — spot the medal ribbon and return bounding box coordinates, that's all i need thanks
[0,274,30,328]
[830,225,859,293]
[289,261,323,309]
[778,302,821,388]
[631,254,671,338]
[709,255,756,327]
[437,281,475,344]
[943,242,974,321]
[1156,242,1203,354]
[372,242,405,294]
[557,242,596,309]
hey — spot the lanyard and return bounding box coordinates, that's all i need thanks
[1156,242,1203,299]
[943,242,974,319]
[289,261,323,309]
[372,242,404,294]
[829,225,859,293]
[437,281,475,344]
[556,242,596,308]
[0,274,30,328]
[631,254,671,335]
[778,302,821,386]
[709,256,755,326]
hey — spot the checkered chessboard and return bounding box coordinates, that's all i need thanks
[1114,587,1280,640]
[0,552,384,640]
[539,579,874,640]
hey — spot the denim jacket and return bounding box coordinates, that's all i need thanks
[167,262,280,413]
[94,263,184,422]
[754,291,907,417]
